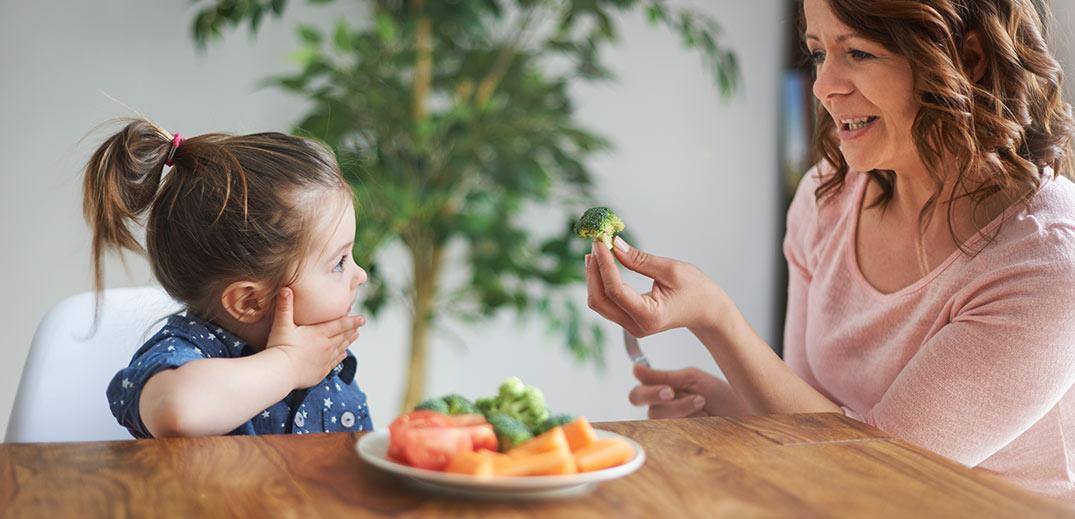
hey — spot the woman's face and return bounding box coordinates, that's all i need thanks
[804,0,920,173]
[288,190,367,326]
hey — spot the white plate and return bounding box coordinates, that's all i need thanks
[355,429,646,500]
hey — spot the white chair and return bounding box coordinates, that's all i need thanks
[5,286,183,443]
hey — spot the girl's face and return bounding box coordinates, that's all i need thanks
[288,190,367,326]
[804,0,919,173]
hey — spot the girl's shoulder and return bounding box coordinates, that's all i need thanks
[134,313,249,361]
[121,315,213,372]
[107,315,217,438]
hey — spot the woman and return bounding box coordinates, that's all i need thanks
[586,0,1075,500]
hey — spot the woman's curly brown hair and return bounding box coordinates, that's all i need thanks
[807,0,1075,252]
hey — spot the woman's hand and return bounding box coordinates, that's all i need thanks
[629,363,750,419]
[585,237,729,337]
[266,287,364,389]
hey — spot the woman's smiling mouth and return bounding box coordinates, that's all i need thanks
[837,115,879,140]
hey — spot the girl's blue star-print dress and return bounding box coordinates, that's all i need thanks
[106,313,373,438]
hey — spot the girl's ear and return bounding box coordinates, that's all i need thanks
[220,281,273,323]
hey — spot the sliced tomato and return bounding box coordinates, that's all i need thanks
[387,441,406,463]
[464,423,498,452]
[386,410,496,470]
[445,414,488,427]
[388,410,452,462]
[398,426,474,471]
[389,410,451,433]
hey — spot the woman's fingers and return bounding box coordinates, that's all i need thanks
[646,394,707,419]
[633,362,698,388]
[628,384,676,406]
[585,253,643,335]
[630,364,709,417]
[610,237,678,281]
[591,242,655,326]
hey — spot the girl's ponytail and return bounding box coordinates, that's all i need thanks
[82,118,174,296]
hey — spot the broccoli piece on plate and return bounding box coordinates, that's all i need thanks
[535,413,577,435]
[443,394,479,415]
[475,396,497,418]
[413,397,450,414]
[491,377,549,433]
[472,377,552,434]
[487,413,534,451]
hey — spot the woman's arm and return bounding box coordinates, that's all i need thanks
[829,252,1075,465]
[588,239,841,415]
[594,223,1075,465]
[688,300,840,415]
[140,348,297,437]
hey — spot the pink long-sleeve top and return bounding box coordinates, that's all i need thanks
[783,164,1075,501]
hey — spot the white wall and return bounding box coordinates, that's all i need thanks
[0,0,783,435]
[1049,1,1075,104]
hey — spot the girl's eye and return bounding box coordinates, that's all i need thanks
[333,255,347,273]
[808,49,825,65]
[849,49,874,60]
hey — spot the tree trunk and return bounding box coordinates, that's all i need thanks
[401,1,439,413]
[401,240,442,412]
[412,11,432,122]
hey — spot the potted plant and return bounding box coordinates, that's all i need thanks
[191,0,738,411]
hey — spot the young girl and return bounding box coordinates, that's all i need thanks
[87,118,373,438]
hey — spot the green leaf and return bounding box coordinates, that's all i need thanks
[374,14,397,44]
[645,3,667,24]
[289,46,320,67]
[250,8,265,34]
[297,24,322,45]
[333,19,350,52]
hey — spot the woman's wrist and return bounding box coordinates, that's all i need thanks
[687,289,761,386]
[687,284,738,341]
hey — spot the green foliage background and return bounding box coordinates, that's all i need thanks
[191,0,737,409]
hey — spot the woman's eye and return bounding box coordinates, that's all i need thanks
[808,49,825,65]
[333,255,347,273]
[849,49,874,60]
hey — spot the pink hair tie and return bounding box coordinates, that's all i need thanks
[165,133,183,166]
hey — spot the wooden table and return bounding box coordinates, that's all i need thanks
[2,413,1072,518]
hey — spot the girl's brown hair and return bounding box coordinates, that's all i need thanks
[82,118,349,321]
[808,0,1075,251]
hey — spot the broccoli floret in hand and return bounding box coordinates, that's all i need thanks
[574,206,625,249]
[487,413,534,451]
